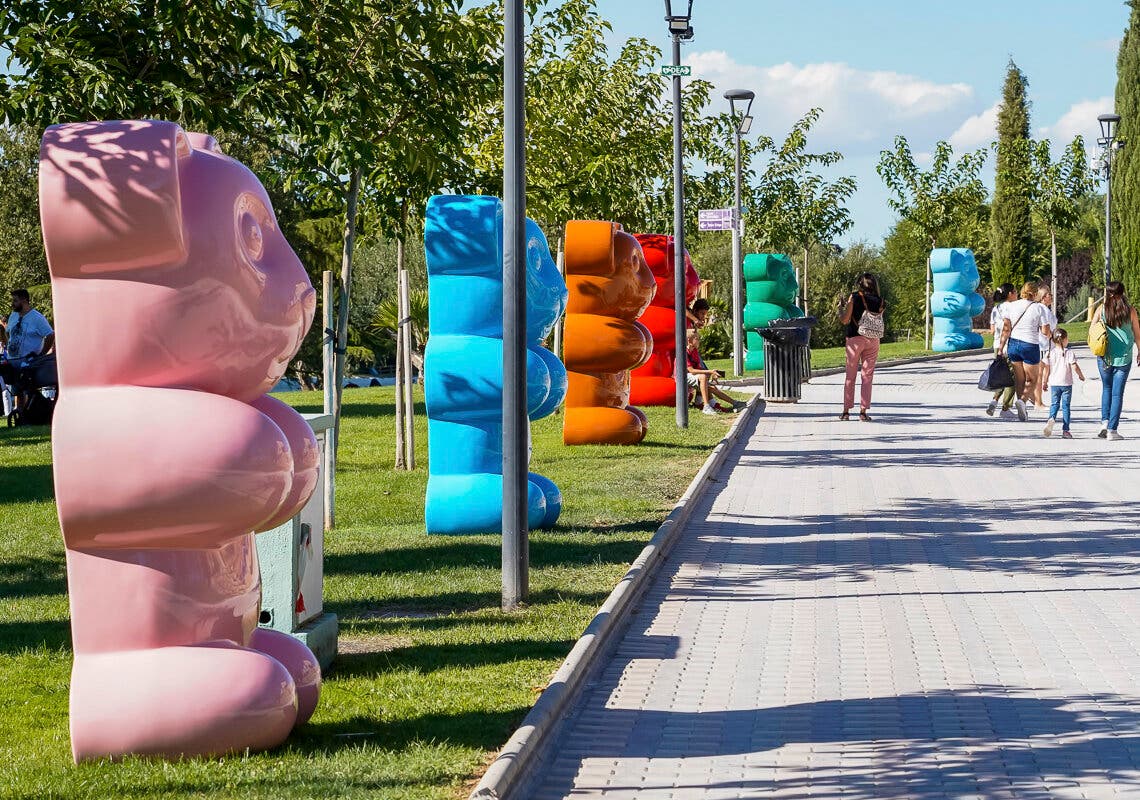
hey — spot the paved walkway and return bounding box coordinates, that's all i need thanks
[528,351,1140,799]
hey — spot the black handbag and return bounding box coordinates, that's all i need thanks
[978,356,1014,391]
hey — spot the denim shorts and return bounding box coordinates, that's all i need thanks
[1007,338,1041,366]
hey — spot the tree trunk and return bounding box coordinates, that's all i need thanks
[398,240,415,469]
[1050,229,1058,308]
[552,237,564,361]
[333,167,361,460]
[394,305,406,470]
[802,245,810,317]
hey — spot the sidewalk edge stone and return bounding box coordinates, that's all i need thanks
[467,396,764,800]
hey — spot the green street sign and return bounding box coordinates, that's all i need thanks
[660,65,692,77]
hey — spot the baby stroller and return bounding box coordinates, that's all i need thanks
[5,352,58,427]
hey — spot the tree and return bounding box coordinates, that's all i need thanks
[0,124,47,290]
[0,1,296,132]
[469,0,681,236]
[990,59,1035,287]
[1027,137,1094,304]
[1113,0,1140,298]
[877,137,988,347]
[275,0,499,465]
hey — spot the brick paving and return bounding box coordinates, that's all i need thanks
[528,351,1140,799]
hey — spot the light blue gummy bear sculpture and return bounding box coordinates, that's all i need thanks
[423,195,568,535]
[930,248,986,352]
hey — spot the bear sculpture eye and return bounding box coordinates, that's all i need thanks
[240,211,264,262]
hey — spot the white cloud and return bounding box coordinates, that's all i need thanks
[1042,96,1114,144]
[684,51,975,155]
[948,102,999,150]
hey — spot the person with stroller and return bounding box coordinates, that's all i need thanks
[0,289,55,414]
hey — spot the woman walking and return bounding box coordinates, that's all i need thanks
[997,281,1051,422]
[1095,281,1140,440]
[986,283,1016,417]
[839,273,885,421]
[1033,287,1057,409]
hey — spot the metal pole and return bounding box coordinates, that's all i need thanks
[672,34,688,428]
[731,127,744,377]
[321,271,335,531]
[502,0,528,611]
[1105,158,1112,288]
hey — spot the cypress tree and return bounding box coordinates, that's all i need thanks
[990,60,1034,288]
[1113,1,1140,297]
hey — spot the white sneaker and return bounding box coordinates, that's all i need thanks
[1014,399,1027,422]
[986,400,998,416]
[702,404,717,415]
[1098,421,1109,439]
[1109,430,1124,441]
[1043,418,1055,437]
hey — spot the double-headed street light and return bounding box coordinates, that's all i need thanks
[725,89,754,378]
[1096,113,1124,289]
[665,0,693,428]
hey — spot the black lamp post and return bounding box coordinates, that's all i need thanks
[725,89,754,378]
[1097,113,1124,290]
[665,0,693,427]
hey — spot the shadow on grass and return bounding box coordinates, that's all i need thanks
[292,708,528,757]
[0,464,55,504]
[332,585,614,620]
[330,637,577,679]
[327,537,647,577]
[0,618,70,652]
[0,554,66,598]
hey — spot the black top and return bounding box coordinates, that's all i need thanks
[845,292,883,339]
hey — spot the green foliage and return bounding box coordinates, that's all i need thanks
[877,137,989,249]
[1113,0,1140,298]
[0,124,46,292]
[1064,283,1093,321]
[990,60,1034,287]
[0,1,297,132]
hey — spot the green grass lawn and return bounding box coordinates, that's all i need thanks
[0,387,738,800]
[706,321,1092,377]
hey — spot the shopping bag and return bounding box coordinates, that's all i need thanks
[978,356,1014,391]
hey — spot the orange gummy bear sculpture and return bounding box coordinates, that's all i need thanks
[562,221,656,445]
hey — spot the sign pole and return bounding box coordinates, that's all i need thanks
[671,33,688,429]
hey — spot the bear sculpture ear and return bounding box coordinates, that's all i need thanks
[39,120,189,276]
[564,220,617,278]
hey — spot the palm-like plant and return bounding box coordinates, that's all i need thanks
[369,290,430,371]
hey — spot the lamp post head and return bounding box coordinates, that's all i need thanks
[1099,113,1122,142]
[664,0,694,39]
[724,89,755,136]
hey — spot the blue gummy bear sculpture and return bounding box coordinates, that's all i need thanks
[930,248,986,352]
[423,195,569,535]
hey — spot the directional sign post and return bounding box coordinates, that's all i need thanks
[698,208,736,232]
[660,65,692,77]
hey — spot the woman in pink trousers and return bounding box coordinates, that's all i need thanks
[839,273,885,421]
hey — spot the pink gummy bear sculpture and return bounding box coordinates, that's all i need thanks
[39,120,322,762]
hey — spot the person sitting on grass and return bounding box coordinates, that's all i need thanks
[686,327,745,415]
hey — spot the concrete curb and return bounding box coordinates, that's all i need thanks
[720,346,990,387]
[468,396,765,800]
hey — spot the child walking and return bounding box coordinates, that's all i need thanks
[1043,328,1085,438]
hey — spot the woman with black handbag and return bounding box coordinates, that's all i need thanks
[838,273,885,421]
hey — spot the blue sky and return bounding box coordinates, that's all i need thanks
[593,0,1130,245]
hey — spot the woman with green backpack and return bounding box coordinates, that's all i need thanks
[1091,281,1140,439]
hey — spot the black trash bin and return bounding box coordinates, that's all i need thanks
[757,317,816,402]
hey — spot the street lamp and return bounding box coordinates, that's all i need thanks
[1097,112,1124,289]
[725,88,755,378]
[665,0,693,428]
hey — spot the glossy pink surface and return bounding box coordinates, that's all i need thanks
[40,120,321,762]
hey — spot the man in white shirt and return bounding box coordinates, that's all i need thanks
[0,288,55,395]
